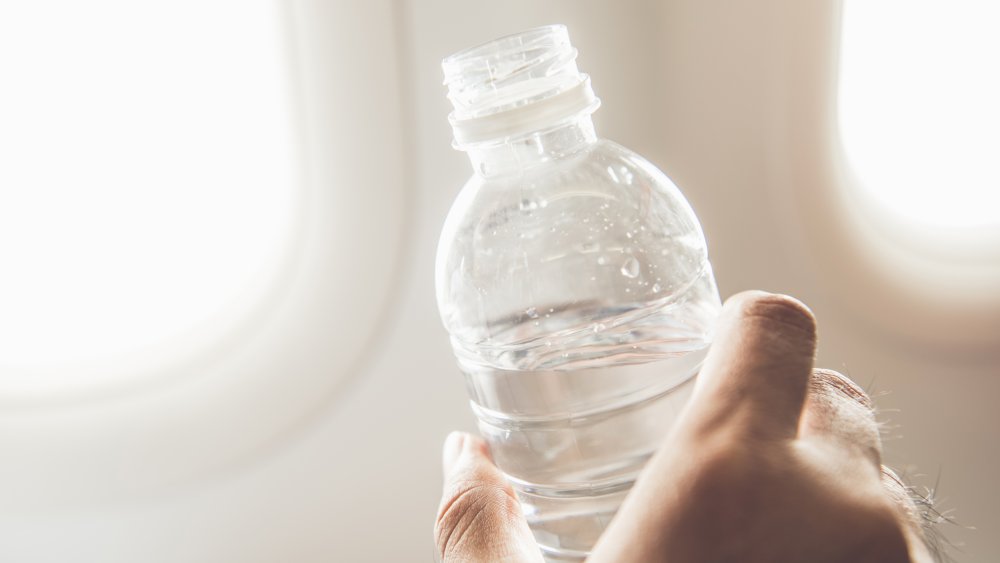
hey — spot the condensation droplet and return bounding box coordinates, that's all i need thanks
[597,256,608,266]
[525,307,539,319]
[592,323,606,333]
[519,199,538,211]
[620,256,640,278]
[652,283,662,293]
[625,231,633,239]
[661,248,670,256]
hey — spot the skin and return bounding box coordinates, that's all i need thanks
[434,291,935,562]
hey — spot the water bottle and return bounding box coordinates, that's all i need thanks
[435,25,722,560]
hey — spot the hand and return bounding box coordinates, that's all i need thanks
[433,291,934,562]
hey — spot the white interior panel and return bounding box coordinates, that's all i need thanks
[0,1,995,561]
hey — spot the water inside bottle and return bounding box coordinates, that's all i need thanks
[456,287,714,560]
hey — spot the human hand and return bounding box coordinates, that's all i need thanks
[433,291,934,562]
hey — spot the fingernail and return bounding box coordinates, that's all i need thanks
[442,431,467,476]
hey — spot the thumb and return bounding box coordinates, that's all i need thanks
[682,290,818,441]
[434,432,543,563]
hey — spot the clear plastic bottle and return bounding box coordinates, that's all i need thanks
[435,25,722,560]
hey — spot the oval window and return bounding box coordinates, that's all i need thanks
[839,1,1000,229]
[0,1,295,392]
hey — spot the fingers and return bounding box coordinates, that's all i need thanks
[880,466,937,563]
[434,432,543,563]
[798,369,883,466]
[589,292,819,560]
[683,291,818,441]
[797,375,936,561]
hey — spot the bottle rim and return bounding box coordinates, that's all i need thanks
[441,25,600,148]
[441,24,569,75]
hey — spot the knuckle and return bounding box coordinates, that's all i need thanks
[880,465,925,539]
[811,368,873,410]
[806,369,883,463]
[434,477,521,559]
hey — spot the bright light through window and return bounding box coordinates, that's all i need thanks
[839,1,1000,228]
[0,1,294,377]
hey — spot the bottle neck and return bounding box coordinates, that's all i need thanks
[465,115,597,178]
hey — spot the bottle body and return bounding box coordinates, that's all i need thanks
[436,137,721,559]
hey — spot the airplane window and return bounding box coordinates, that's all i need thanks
[0,1,295,390]
[839,1,1000,229]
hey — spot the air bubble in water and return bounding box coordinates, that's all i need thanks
[620,256,640,278]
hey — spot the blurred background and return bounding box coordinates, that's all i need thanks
[1,0,998,561]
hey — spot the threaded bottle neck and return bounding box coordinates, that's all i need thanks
[442,25,600,151]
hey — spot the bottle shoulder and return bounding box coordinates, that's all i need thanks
[439,140,708,277]
[460,139,657,192]
[443,139,698,240]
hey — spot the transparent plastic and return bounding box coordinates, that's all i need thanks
[436,25,722,560]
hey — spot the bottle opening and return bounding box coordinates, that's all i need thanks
[442,25,600,147]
